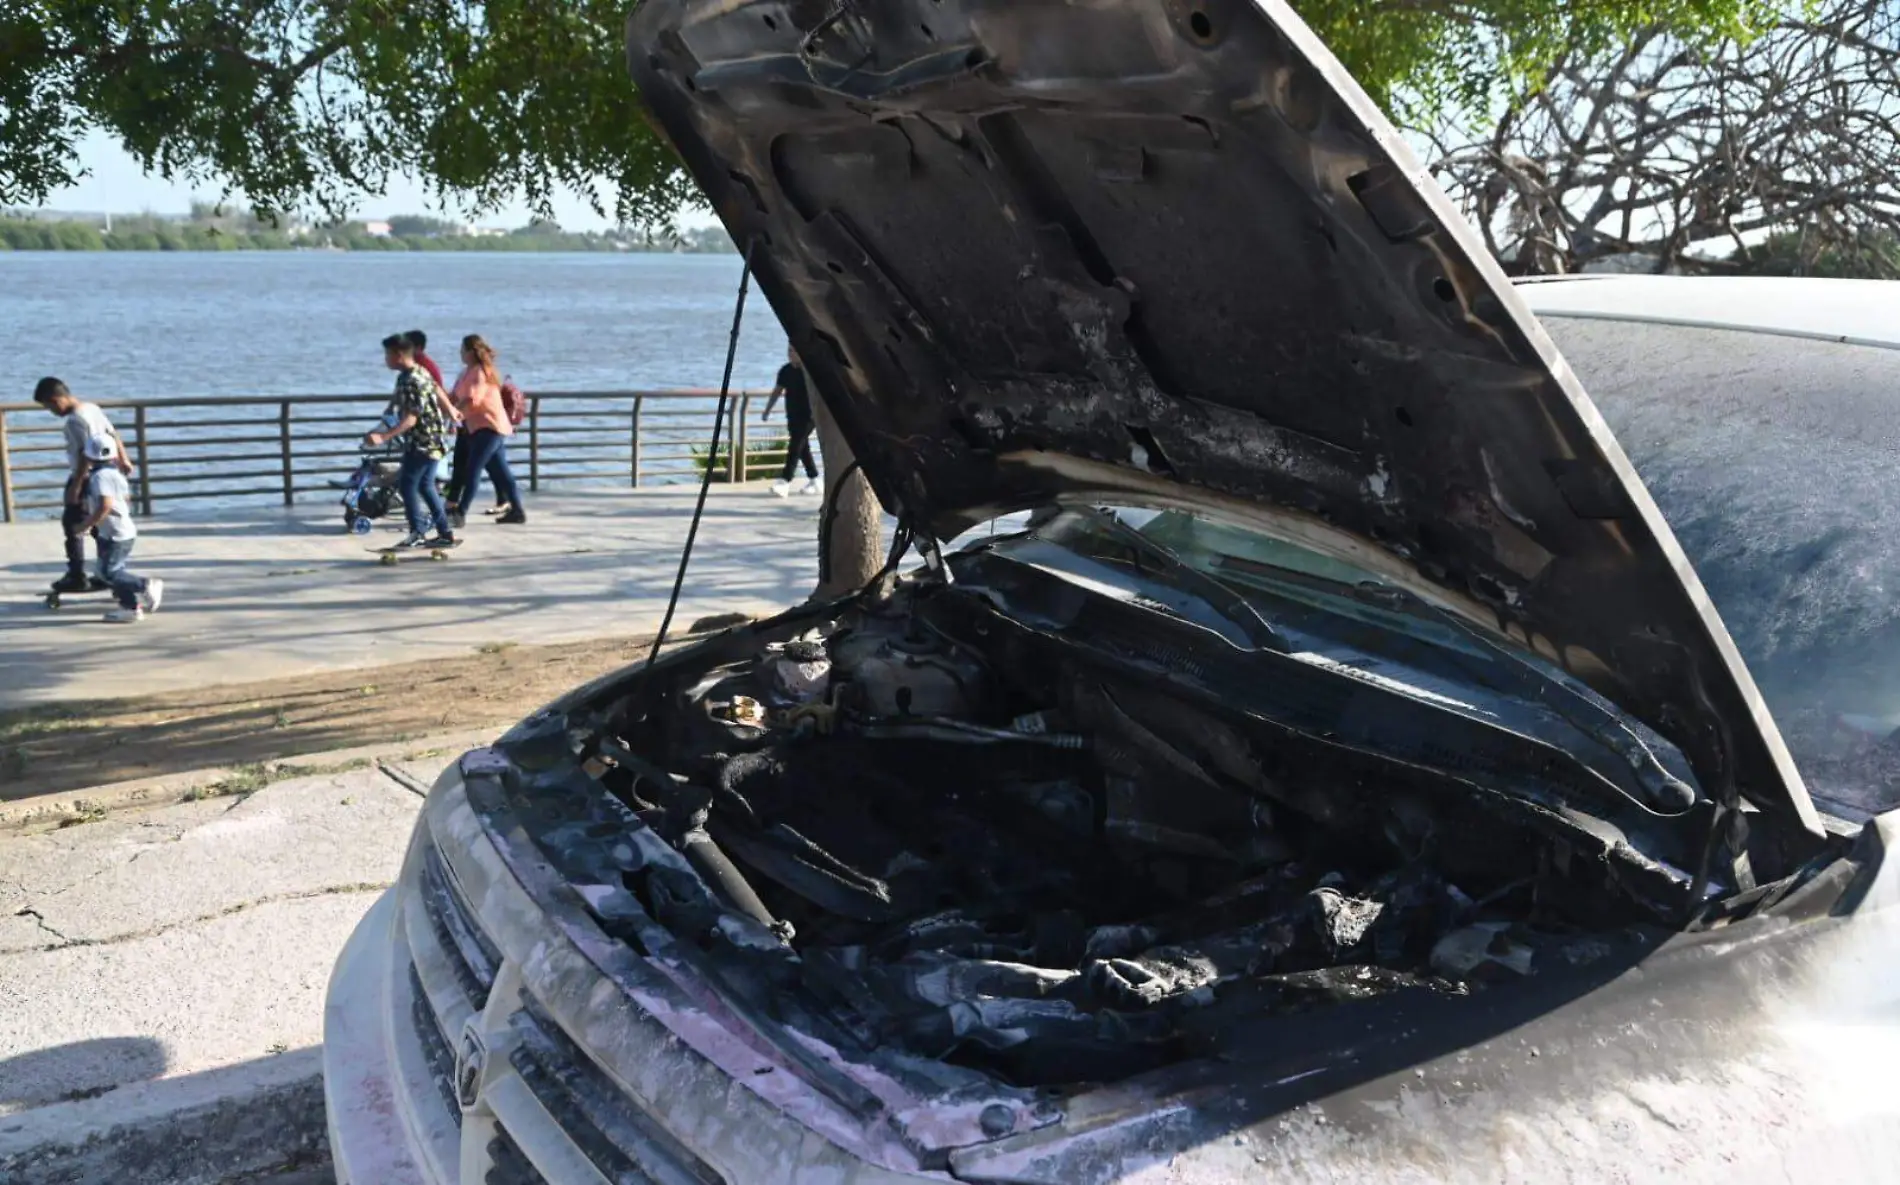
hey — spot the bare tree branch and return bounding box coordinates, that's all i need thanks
[1420,0,1900,277]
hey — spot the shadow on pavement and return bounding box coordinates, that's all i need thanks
[0,1035,168,1111]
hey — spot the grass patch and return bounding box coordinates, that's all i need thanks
[0,705,88,743]
[691,439,791,483]
[55,801,109,829]
[185,755,381,804]
[187,763,273,802]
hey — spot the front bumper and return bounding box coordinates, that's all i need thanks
[323,889,435,1185]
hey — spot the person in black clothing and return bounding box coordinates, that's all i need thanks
[763,346,820,496]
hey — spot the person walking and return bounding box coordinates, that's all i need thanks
[405,329,447,391]
[32,377,132,594]
[446,335,527,525]
[365,333,456,549]
[71,436,162,622]
[763,346,820,497]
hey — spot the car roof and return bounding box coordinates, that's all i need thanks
[1514,275,1900,351]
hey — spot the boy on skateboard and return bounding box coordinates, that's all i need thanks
[364,333,456,550]
[72,436,163,623]
[32,377,130,595]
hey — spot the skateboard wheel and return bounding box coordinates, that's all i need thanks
[380,552,398,566]
[45,594,60,610]
[430,550,447,561]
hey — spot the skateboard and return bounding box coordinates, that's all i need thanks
[369,539,461,565]
[44,577,111,610]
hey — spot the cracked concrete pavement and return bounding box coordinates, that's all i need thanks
[0,759,432,1118]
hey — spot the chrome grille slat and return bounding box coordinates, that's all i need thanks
[421,840,500,1005]
[407,965,465,1129]
[486,1130,551,1185]
[511,998,728,1185]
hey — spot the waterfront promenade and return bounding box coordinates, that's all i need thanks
[0,483,826,1182]
[0,484,821,709]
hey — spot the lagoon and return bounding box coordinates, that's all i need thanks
[0,252,789,402]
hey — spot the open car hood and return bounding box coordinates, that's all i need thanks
[627,0,1820,836]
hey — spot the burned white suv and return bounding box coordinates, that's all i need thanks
[322,1,1900,1181]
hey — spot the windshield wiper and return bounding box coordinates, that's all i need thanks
[1059,508,1287,652]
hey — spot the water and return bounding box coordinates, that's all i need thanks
[0,253,802,505]
[0,252,789,400]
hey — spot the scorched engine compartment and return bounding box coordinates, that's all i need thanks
[489,544,1813,1101]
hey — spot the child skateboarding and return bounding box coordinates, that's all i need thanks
[32,377,130,596]
[363,333,457,550]
[72,436,163,623]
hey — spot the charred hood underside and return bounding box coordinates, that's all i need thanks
[626,0,1818,835]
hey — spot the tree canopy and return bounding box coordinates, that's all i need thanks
[2,0,1784,225]
[1425,0,1900,277]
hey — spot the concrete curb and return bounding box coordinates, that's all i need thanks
[0,726,497,833]
[0,1049,325,1185]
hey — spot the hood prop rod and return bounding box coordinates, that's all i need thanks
[634,238,757,705]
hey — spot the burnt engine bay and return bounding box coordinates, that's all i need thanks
[513,577,1679,1091]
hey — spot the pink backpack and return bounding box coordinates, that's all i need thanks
[499,377,527,426]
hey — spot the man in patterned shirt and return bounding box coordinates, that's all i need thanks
[365,333,456,548]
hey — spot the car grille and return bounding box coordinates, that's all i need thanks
[411,833,726,1185]
[485,1131,549,1185]
[420,841,499,1006]
[409,965,463,1127]
[511,1000,725,1185]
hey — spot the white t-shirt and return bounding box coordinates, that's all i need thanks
[85,468,138,541]
[64,402,115,469]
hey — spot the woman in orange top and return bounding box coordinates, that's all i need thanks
[447,335,526,524]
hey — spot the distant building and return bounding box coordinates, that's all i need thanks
[362,221,393,238]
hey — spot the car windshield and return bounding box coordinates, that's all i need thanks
[1043,504,1493,660]
[1542,313,1900,820]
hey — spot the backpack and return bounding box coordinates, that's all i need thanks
[499,376,527,426]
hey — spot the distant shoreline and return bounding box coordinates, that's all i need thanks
[0,242,735,255]
[0,215,736,255]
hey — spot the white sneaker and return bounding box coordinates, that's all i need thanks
[141,578,165,615]
[769,480,792,498]
[798,477,823,495]
[103,606,143,623]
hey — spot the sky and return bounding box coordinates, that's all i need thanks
[40,130,716,231]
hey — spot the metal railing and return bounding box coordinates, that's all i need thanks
[0,390,813,522]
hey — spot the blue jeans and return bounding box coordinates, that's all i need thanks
[458,429,522,513]
[397,450,450,537]
[444,430,510,509]
[96,537,148,609]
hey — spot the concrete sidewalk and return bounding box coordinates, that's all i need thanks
[0,485,822,709]
[0,743,455,1183]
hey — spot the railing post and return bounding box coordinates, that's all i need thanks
[528,396,540,492]
[734,394,751,482]
[630,396,643,487]
[134,405,153,516]
[725,394,742,484]
[0,409,13,523]
[278,400,293,506]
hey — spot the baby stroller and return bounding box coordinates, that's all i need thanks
[339,425,404,535]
